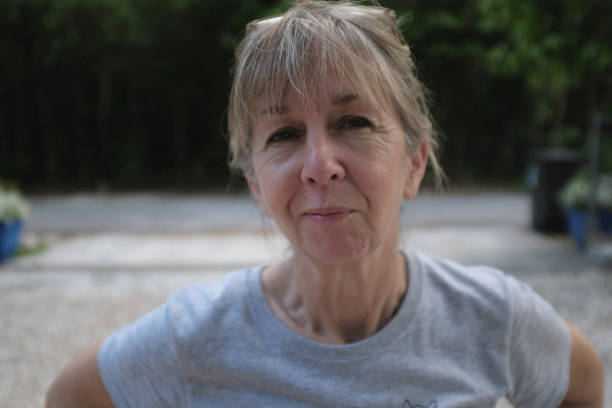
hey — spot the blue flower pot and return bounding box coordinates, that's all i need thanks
[0,219,23,263]
[566,209,612,250]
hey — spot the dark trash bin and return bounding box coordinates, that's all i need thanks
[528,149,584,232]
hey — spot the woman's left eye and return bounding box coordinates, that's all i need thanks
[339,117,371,129]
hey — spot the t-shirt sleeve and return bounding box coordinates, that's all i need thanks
[504,275,572,408]
[98,302,187,407]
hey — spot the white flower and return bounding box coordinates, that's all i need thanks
[559,171,612,211]
[0,186,29,222]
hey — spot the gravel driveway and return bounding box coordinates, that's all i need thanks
[1,193,610,407]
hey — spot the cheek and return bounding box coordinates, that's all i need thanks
[353,154,409,215]
[254,160,299,215]
[354,153,405,192]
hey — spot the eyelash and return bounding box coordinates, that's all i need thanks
[267,129,301,144]
[339,116,371,130]
[265,116,372,145]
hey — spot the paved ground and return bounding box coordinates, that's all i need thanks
[1,192,610,407]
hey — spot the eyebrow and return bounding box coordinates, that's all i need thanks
[259,105,288,115]
[259,93,360,115]
[331,93,359,105]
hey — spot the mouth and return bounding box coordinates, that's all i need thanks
[302,207,354,222]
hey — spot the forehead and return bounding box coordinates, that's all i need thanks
[255,75,389,119]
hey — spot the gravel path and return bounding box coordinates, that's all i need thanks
[1,193,610,407]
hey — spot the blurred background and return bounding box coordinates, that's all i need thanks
[1,0,612,407]
[1,0,611,191]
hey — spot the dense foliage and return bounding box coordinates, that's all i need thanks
[1,0,611,191]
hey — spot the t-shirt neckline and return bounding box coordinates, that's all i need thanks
[245,250,424,362]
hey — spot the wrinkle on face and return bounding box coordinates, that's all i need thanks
[247,77,417,267]
[252,91,403,156]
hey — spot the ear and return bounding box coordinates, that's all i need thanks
[246,174,270,217]
[403,142,428,200]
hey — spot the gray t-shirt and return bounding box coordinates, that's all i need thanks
[99,251,571,407]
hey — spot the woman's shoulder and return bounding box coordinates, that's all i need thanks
[169,266,256,305]
[97,266,264,406]
[409,251,563,334]
[407,251,550,333]
[411,251,511,302]
[166,266,261,320]
[166,265,261,330]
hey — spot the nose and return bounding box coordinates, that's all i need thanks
[300,130,345,186]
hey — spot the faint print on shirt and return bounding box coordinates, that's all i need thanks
[402,399,438,408]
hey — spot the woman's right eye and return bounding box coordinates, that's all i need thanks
[267,129,299,145]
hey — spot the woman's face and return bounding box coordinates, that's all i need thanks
[247,79,427,265]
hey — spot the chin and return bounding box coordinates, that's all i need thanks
[300,234,371,265]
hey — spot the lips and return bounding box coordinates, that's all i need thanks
[302,207,354,223]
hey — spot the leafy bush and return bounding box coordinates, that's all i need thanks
[0,186,29,222]
[559,169,612,210]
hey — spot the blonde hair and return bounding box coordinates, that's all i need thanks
[228,0,444,187]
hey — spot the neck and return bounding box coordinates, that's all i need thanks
[261,245,407,345]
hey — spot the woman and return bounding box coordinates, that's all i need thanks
[47,1,604,407]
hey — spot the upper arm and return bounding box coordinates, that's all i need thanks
[561,322,604,407]
[46,342,115,408]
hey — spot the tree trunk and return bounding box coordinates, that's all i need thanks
[97,65,112,187]
[172,88,188,181]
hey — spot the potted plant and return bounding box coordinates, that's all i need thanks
[0,185,29,263]
[559,169,612,249]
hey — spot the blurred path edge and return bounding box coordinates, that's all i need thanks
[22,191,530,233]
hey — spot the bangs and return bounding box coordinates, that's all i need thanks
[238,10,395,121]
[229,1,443,187]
